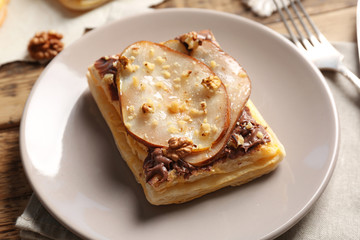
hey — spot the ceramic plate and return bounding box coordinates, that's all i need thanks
[20,9,339,240]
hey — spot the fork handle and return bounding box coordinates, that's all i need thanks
[338,64,360,90]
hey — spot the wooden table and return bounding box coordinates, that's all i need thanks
[0,0,357,238]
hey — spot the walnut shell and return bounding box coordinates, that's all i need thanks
[28,31,64,61]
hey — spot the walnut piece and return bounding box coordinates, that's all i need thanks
[119,56,139,73]
[141,102,155,114]
[181,70,192,79]
[227,133,245,148]
[201,75,221,90]
[200,122,211,137]
[179,31,201,50]
[28,31,64,61]
[163,137,194,161]
[168,101,180,114]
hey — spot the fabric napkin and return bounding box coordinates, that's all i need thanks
[16,42,360,239]
[0,0,163,65]
[242,0,293,17]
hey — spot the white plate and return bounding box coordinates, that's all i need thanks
[20,9,339,240]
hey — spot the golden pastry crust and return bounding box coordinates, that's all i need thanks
[87,67,285,205]
[0,0,9,27]
[58,0,110,11]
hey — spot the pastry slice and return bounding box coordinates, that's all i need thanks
[86,31,285,205]
[58,0,110,11]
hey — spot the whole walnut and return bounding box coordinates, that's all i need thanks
[28,31,64,61]
[163,137,194,161]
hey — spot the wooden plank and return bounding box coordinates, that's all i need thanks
[248,0,357,25]
[154,0,357,25]
[0,196,32,239]
[0,128,33,239]
[154,0,358,10]
[267,6,357,42]
[0,128,32,199]
[0,62,43,129]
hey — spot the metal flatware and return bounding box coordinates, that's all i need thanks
[273,0,360,90]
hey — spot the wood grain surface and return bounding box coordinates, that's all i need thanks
[0,0,357,239]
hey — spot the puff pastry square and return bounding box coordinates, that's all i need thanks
[86,31,285,205]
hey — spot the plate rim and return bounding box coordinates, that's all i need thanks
[19,8,340,240]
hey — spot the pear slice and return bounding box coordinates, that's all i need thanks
[118,41,230,151]
[162,39,189,55]
[182,40,251,165]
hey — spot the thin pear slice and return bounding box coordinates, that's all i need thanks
[162,39,189,55]
[118,41,230,151]
[183,40,251,165]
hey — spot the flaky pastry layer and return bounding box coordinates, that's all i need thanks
[87,66,285,205]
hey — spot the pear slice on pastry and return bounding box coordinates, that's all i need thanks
[161,34,251,166]
[186,39,251,164]
[118,41,230,152]
[161,39,189,55]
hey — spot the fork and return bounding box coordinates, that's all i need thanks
[273,0,360,90]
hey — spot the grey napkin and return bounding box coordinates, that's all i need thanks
[16,42,360,240]
[16,195,81,240]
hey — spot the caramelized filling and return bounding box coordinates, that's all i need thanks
[144,107,270,184]
[94,57,119,101]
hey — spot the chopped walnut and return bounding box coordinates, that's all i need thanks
[167,125,179,134]
[141,102,154,113]
[151,119,159,126]
[155,56,166,64]
[189,107,204,117]
[210,60,217,69]
[256,131,264,139]
[120,56,139,73]
[149,48,155,57]
[179,32,202,50]
[201,75,221,90]
[103,73,114,85]
[161,70,171,79]
[155,81,169,92]
[144,61,155,71]
[119,56,130,68]
[200,122,211,137]
[200,101,207,113]
[163,137,194,161]
[168,101,179,113]
[227,133,245,148]
[181,70,192,79]
[238,71,248,78]
[132,76,139,87]
[245,122,254,130]
[28,31,64,61]
[162,65,170,69]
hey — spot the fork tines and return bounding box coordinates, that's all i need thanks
[273,0,323,49]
